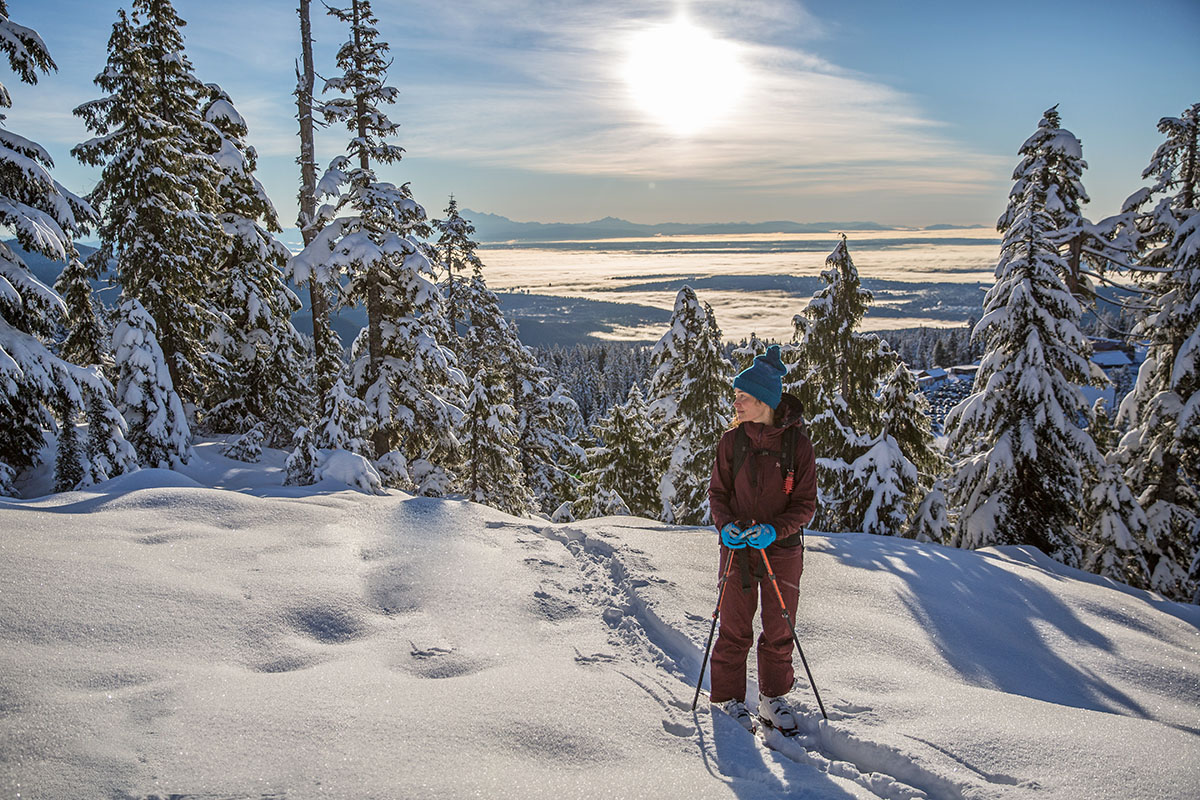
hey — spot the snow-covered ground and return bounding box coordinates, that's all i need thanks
[2,442,1198,799]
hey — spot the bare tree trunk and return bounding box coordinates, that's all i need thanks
[296,0,334,398]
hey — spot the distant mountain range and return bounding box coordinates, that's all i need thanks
[457,211,984,242]
[265,212,983,248]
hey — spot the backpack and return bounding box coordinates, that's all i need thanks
[731,424,801,495]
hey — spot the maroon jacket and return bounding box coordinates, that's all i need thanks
[708,393,817,539]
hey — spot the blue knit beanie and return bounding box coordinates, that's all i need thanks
[733,344,786,410]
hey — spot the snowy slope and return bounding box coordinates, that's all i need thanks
[2,443,1198,799]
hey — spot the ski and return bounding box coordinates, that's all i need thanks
[757,716,802,738]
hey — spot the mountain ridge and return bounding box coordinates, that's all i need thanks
[458,210,986,242]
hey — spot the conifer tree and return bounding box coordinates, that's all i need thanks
[947,114,1102,566]
[112,297,191,469]
[53,389,85,493]
[1085,454,1153,588]
[998,106,1095,300]
[879,363,944,486]
[460,368,531,516]
[454,266,542,513]
[54,255,109,371]
[293,0,464,488]
[786,236,895,530]
[0,2,135,492]
[1079,399,1151,588]
[516,372,586,515]
[650,291,732,524]
[284,426,319,486]
[844,363,942,537]
[316,377,371,455]
[459,270,514,376]
[575,384,662,519]
[844,435,914,537]
[82,384,139,486]
[503,343,586,516]
[433,196,483,338]
[222,423,264,464]
[73,0,224,404]
[1109,103,1200,600]
[200,84,312,444]
[909,478,950,543]
[731,332,768,372]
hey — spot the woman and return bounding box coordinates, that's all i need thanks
[707,344,817,733]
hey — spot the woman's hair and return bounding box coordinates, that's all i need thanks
[729,402,775,430]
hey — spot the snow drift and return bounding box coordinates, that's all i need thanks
[1,442,1198,799]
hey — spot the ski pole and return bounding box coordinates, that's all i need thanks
[758,548,828,721]
[691,548,739,710]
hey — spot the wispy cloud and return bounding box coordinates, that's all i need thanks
[370,0,1004,199]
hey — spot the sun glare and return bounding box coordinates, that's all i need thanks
[623,18,747,136]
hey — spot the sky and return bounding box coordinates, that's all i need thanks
[7,0,1200,229]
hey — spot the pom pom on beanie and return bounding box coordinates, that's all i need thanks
[733,344,786,410]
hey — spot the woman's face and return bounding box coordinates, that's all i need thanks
[734,390,772,425]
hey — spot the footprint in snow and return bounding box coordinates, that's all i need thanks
[573,648,617,664]
[662,719,696,737]
[410,642,453,658]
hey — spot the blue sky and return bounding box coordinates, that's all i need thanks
[8,0,1199,228]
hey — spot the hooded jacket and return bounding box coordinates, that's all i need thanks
[708,393,817,540]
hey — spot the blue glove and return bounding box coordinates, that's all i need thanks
[720,521,748,549]
[744,522,777,549]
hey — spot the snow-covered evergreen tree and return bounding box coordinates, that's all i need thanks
[998,106,1094,300]
[453,264,547,514]
[458,270,515,376]
[433,196,483,339]
[0,3,135,492]
[222,423,264,464]
[879,363,944,486]
[284,426,319,486]
[786,236,895,531]
[53,389,86,493]
[909,478,950,543]
[1108,103,1200,600]
[731,332,767,372]
[81,383,139,486]
[1079,399,1151,588]
[516,374,586,516]
[1085,455,1153,588]
[112,297,192,469]
[316,377,371,456]
[292,0,464,486]
[200,84,312,445]
[73,0,224,404]
[947,114,1103,566]
[575,383,662,520]
[844,363,942,537]
[54,255,109,371]
[844,434,914,537]
[459,368,531,516]
[649,289,732,524]
[497,323,585,515]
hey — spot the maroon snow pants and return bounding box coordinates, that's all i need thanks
[709,542,805,703]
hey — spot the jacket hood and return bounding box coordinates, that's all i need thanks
[774,392,805,430]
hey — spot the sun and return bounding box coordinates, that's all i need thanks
[623,17,747,136]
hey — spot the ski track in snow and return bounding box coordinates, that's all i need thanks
[513,520,1017,800]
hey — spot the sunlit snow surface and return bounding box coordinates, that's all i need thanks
[2,442,1199,799]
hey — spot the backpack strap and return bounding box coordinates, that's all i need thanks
[731,423,800,495]
[780,426,799,495]
[731,425,750,483]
